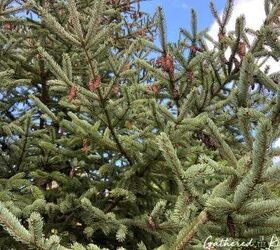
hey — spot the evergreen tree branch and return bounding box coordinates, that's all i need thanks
[82,45,133,166]
[16,115,31,172]
[0,202,32,245]
[173,210,209,250]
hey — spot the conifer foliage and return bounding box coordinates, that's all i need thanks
[1,0,280,249]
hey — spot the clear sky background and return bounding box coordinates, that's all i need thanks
[141,0,227,41]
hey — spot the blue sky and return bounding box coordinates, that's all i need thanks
[141,0,227,41]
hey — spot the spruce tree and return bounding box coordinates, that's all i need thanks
[1,0,280,249]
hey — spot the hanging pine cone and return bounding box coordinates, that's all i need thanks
[238,41,246,60]
[156,53,174,80]
[68,86,77,101]
[199,132,218,149]
[165,53,174,75]
[88,75,101,92]
[147,216,156,230]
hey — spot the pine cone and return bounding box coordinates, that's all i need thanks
[88,75,101,92]
[147,216,156,230]
[68,86,77,101]
[238,41,246,60]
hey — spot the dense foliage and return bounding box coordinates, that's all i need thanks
[1,0,280,249]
